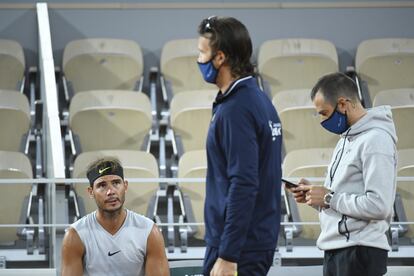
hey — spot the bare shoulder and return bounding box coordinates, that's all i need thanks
[62,227,84,255]
[148,224,164,246]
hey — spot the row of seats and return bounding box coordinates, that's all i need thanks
[0,39,34,246]
[1,37,413,249]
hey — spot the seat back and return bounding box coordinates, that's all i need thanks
[373,89,414,150]
[356,38,414,102]
[396,149,414,238]
[178,150,207,240]
[373,88,414,107]
[258,39,338,97]
[0,90,30,152]
[0,39,25,90]
[63,38,143,93]
[0,151,32,244]
[283,148,333,240]
[277,104,338,154]
[69,90,152,152]
[170,90,216,152]
[161,39,215,95]
[73,150,159,217]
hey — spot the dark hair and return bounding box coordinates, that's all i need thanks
[311,72,360,106]
[86,157,123,187]
[198,16,254,78]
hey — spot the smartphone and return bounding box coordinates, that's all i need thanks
[282,178,299,189]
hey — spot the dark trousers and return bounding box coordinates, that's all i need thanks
[203,246,274,276]
[323,246,388,276]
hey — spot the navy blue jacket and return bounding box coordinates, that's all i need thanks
[204,76,282,262]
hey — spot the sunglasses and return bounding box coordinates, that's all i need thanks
[204,15,217,32]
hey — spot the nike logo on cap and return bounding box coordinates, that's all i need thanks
[108,250,121,256]
[99,166,111,174]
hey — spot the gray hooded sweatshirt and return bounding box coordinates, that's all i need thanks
[317,105,397,251]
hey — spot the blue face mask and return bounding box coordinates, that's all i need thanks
[197,58,218,84]
[321,106,349,134]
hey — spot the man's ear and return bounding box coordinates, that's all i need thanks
[214,50,226,66]
[337,97,349,113]
[87,186,94,199]
[124,180,128,192]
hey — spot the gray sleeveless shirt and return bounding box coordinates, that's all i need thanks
[71,209,154,276]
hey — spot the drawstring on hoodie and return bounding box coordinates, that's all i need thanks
[330,128,352,242]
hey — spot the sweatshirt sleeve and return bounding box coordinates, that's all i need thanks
[218,106,260,263]
[330,134,397,221]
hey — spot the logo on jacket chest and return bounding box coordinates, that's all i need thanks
[269,120,281,141]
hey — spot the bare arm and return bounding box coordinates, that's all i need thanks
[145,224,170,276]
[61,227,84,276]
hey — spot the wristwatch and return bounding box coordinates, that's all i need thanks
[323,191,335,208]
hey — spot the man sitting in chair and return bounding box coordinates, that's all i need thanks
[61,157,169,276]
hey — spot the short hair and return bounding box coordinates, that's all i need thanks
[310,72,360,106]
[86,157,123,187]
[198,16,254,78]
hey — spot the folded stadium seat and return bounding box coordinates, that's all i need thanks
[0,39,25,91]
[0,151,33,244]
[177,150,207,240]
[396,149,414,239]
[372,88,414,150]
[258,39,338,98]
[170,90,216,153]
[356,38,414,103]
[272,90,338,155]
[69,90,152,152]
[160,39,216,100]
[282,148,333,242]
[0,89,30,152]
[63,38,143,94]
[72,150,159,218]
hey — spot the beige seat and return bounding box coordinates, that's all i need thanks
[396,149,414,238]
[373,89,414,150]
[178,150,207,240]
[272,89,313,112]
[170,90,216,152]
[63,38,143,93]
[0,39,25,90]
[161,39,216,95]
[373,88,414,107]
[356,38,414,102]
[258,39,338,97]
[72,150,159,217]
[0,151,32,244]
[0,89,30,151]
[273,91,338,154]
[283,148,334,240]
[69,90,152,152]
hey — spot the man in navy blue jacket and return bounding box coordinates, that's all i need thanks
[197,16,283,276]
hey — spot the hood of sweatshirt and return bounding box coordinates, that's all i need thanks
[344,105,397,145]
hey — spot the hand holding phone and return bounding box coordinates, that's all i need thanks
[282,178,299,189]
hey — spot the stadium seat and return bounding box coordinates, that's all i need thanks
[0,89,30,152]
[69,90,152,152]
[0,151,33,244]
[178,150,207,240]
[170,89,216,153]
[63,38,143,93]
[396,149,414,239]
[0,39,25,91]
[273,91,338,155]
[258,38,338,97]
[356,38,414,103]
[160,38,215,98]
[283,148,333,241]
[373,88,414,107]
[373,89,414,150]
[72,150,159,218]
